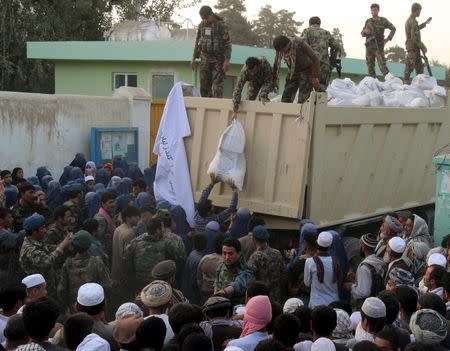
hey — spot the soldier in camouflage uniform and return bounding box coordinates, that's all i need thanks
[157,209,187,285]
[273,35,321,104]
[63,183,85,232]
[247,226,286,303]
[19,214,72,300]
[232,57,273,114]
[151,259,189,304]
[191,5,231,98]
[45,205,72,246]
[58,230,111,313]
[214,237,253,305]
[123,218,174,295]
[404,3,432,82]
[12,182,51,233]
[361,3,396,77]
[94,191,117,263]
[301,17,341,89]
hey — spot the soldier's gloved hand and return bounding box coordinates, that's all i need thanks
[425,17,432,25]
[311,78,320,91]
[190,58,196,71]
[59,232,73,250]
[223,59,230,72]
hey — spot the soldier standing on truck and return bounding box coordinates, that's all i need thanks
[361,3,396,78]
[403,3,432,83]
[272,35,321,104]
[231,57,273,117]
[191,5,232,98]
[301,16,341,89]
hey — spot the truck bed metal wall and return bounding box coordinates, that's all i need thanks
[184,97,313,219]
[307,93,450,227]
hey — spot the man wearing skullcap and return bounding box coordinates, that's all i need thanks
[247,225,286,303]
[19,214,72,300]
[12,182,51,233]
[140,280,174,344]
[386,237,410,278]
[21,274,47,306]
[375,214,403,263]
[304,231,340,308]
[75,283,119,350]
[63,182,85,232]
[344,232,386,309]
[58,230,111,313]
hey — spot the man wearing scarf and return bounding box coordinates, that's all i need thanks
[375,214,403,263]
[227,295,271,351]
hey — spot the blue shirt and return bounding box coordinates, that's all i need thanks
[227,331,269,351]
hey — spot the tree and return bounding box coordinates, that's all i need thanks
[252,5,302,48]
[430,59,450,87]
[214,0,258,46]
[114,0,199,22]
[331,28,346,57]
[385,45,406,63]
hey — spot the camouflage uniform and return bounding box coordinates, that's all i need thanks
[214,255,253,304]
[247,245,286,303]
[58,252,112,313]
[193,15,232,98]
[232,57,273,112]
[12,202,51,233]
[19,236,64,299]
[63,199,85,232]
[44,224,76,273]
[302,25,340,89]
[281,37,321,104]
[361,17,396,77]
[404,15,426,82]
[163,229,187,273]
[123,233,171,294]
[94,212,114,264]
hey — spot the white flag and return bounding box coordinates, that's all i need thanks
[153,82,195,227]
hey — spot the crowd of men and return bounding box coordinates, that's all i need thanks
[1,152,450,351]
[191,2,432,111]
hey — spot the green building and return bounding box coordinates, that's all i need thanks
[27,40,446,99]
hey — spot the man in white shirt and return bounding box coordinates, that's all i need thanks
[304,231,339,308]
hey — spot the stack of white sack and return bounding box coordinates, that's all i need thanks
[327,73,446,107]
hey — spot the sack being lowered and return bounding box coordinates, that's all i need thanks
[207,119,247,191]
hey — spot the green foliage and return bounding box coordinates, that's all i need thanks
[252,5,302,48]
[331,28,346,57]
[385,45,406,63]
[214,0,258,46]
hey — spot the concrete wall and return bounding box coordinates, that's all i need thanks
[0,92,150,178]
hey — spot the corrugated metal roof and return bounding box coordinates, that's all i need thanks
[27,40,446,79]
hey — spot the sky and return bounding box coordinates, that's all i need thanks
[173,0,450,66]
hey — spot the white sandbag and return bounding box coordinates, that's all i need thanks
[352,94,371,106]
[432,85,447,97]
[207,119,246,190]
[424,90,446,107]
[330,78,357,92]
[368,91,382,106]
[408,97,429,107]
[219,119,246,153]
[411,74,437,91]
[356,76,382,95]
[326,86,357,100]
[328,97,354,106]
[382,92,402,107]
[382,73,404,92]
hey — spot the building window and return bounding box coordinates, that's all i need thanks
[151,73,175,100]
[113,73,138,90]
[223,75,236,98]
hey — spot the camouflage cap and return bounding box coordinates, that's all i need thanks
[140,280,173,308]
[202,296,231,313]
[151,260,176,280]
